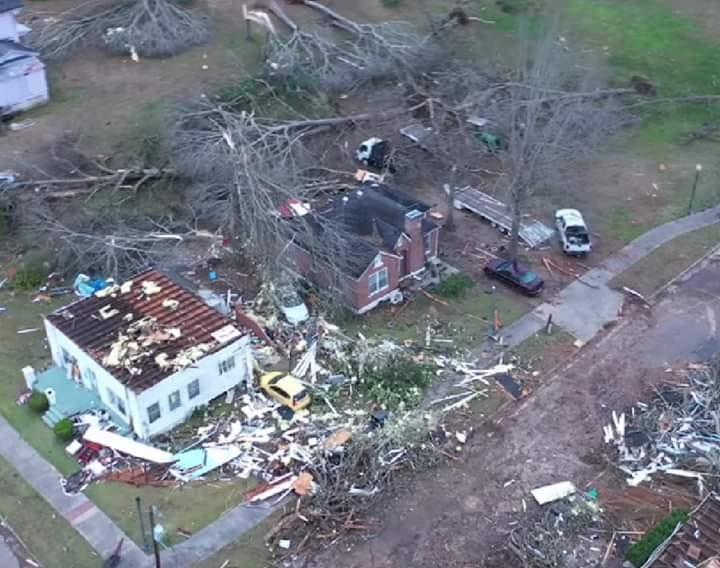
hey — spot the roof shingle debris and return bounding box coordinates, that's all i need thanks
[47,269,244,393]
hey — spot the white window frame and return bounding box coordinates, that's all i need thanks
[369,267,389,296]
[147,402,161,423]
[218,356,236,375]
[83,367,98,392]
[373,255,383,269]
[187,379,200,399]
[168,390,182,411]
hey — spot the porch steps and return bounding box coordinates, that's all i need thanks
[41,406,66,428]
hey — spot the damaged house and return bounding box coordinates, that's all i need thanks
[30,269,253,439]
[0,0,48,115]
[283,184,440,313]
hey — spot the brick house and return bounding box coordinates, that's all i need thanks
[283,184,440,313]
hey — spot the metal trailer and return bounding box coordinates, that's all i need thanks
[451,186,554,248]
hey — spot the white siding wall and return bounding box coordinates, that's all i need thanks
[43,319,143,430]
[0,11,19,41]
[0,59,49,114]
[135,338,252,439]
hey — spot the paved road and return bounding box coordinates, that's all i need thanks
[497,204,720,347]
[310,241,720,568]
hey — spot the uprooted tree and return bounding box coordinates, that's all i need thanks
[31,0,209,60]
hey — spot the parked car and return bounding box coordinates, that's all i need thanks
[484,258,544,296]
[260,372,311,410]
[271,281,309,324]
[555,208,592,255]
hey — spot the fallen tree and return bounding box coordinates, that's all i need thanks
[31,0,209,60]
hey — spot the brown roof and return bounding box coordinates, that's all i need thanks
[646,494,720,567]
[47,269,243,393]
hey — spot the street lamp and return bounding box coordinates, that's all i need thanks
[688,163,703,215]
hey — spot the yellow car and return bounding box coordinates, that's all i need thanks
[260,372,311,411]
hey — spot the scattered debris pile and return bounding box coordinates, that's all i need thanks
[266,411,455,557]
[605,360,720,491]
[508,492,607,568]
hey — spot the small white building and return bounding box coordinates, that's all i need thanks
[40,269,254,439]
[0,0,48,115]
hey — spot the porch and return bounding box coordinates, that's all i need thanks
[34,367,130,435]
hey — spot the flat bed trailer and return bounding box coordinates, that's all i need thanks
[451,186,554,248]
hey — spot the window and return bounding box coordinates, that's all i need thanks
[147,403,161,423]
[106,388,126,415]
[83,368,98,392]
[168,390,182,411]
[373,255,383,269]
[369,268,389,296]
[218,356,236,375]
[187,379,200,400]
[424,232,434,256]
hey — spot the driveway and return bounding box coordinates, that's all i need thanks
[309,253,720,568]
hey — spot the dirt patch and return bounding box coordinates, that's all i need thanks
[304,303,683,567]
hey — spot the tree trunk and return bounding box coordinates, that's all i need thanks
[444,183,455,232]
[509,198,521,261]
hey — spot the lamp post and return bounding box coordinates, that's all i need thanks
[688,163,703,215]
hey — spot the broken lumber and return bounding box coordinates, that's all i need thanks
[422,290,449,306]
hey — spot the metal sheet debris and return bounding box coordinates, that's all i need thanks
[531,481,577,505]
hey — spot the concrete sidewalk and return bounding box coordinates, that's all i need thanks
[0,416,149,568]
[497,204,720,347]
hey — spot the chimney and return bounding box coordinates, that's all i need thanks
[403,209,425,274]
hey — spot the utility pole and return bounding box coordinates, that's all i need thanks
[149,506,161,568]
[136,496,150,553]
[687,163,703,215]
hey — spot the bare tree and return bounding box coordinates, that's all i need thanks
[31,0,209,60]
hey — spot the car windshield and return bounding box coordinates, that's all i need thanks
[520,271,538,284]
[293,390,308,404]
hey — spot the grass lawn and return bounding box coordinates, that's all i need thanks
[509,329,577,374]
[342,284,529,349]
[0,290,254,547]
[87,477,255,547]
[0,456,98,568]
[610,224,720,297]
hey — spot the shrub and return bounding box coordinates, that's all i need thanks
[434,273,474,299]
[53,418,75,442]
[28,391,49,413]
[381,0,402,7]
[12,251,50,290]
[625,509,689,567]
[359,356,435,410]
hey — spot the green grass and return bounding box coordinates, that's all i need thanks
[0,456,98,567]
[0,291,254,547]
[86,477,254,547]
[0,293,80,475]
[342,285,528,348]
[605,206,648,244]
[610,224,720,296]
[511,329,576,370]
[566,0,720,95]
[626,508,689,566]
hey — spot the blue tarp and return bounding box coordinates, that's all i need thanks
[73,274,110,298]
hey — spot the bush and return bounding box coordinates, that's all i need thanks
[381,0,402,7]
[12,251,50,290]
[53,418,75,442]
[625,509,689,567]
[434,273,474,299]
[359,356,435,410]
[28,391,49,413]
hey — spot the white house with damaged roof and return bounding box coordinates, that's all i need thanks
[32,269,254,439]
[0,0,49,115]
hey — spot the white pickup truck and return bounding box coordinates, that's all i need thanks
[555,209,592,255]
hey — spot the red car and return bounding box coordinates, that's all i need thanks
[484,258,544,296]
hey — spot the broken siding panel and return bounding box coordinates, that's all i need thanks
[136,337,251,438]
[44,320,142,429]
